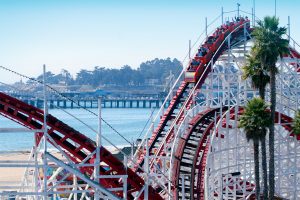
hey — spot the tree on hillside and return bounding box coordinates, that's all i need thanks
[139,58,182,82]
[31,58,182,89]
[36,71,57,84]
[92,66,105,86]
[76,69,93,85]
[252,16,289,198]
[120,65,136,86]
[54,69,74,85]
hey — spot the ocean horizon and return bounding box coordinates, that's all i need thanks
[0,108,157,152]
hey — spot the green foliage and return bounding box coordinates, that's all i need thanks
[239,98,271,142]
[242,49,270,91]
[252,15,290,199]
[32,58,182,87]
[36,70,74,85]
[252,16,289,69]
[292,110,300,135]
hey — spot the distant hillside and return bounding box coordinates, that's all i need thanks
[2,58,183,99]
[33,58,182,88]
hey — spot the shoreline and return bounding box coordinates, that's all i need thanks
[0,145,129,187]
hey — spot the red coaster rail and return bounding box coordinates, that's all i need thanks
[288,48,300,72]
[134,81,193,170]
[150,18,300,179]
[0,14,299,200]
[196,108,295,200]
[135,18,251,171]
[0,92,163,200]
[170,106,295,199]
[148,18,251,171]
[172,108,226,199]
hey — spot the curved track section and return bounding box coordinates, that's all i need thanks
[172,108,227,199]
[167,18,300,199]
[174,107,295,200]
[0,92,163,200]
[0,15,299,200]
[135,80,194,169]
[135,18,252,171]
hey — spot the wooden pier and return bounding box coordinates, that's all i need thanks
[23,98,170,109]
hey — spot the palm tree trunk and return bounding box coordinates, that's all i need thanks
[259,84,265,100]
[259,87,268,199]
[254,140,261,200]
[269,66,276,199]
[261,137,268,199]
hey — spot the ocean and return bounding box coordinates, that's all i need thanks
[0,108,157,152]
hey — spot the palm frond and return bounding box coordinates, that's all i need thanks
[239,98,271,142]
[292,110,300,135]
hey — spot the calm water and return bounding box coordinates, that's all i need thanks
[0,108,157,151]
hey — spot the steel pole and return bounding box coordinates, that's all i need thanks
[144,138,149,200]
[94,97,102,200]
[42,64,48,200]
[34,133,39,200]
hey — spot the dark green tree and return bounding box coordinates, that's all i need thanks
[242,49,270,199]
[239,98,271,200]
[252,16,289,198]
[54,69,74,85]
[36,71,57,84]
[76,69,93,85]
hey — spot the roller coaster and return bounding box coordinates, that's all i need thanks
[0,9,300,200]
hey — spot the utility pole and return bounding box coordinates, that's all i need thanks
[237,3,240,17]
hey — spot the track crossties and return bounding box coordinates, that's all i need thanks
[172,108,227,200]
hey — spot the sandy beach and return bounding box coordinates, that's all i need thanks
[0,146,124,189]
[0,151,65,188]
[0,151,30,184]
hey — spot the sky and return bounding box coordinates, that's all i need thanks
[0,0,299,83]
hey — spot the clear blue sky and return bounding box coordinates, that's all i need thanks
[0,0,298,83]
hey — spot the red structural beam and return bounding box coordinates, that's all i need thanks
[195,107,295,200]
[147,19,251,174]
[0,92,163,200]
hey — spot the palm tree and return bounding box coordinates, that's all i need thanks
[239,98,271,200]
[252,16,289,198]
[292,110,300,135]
[242,49,270,199]
[242,50,270,100]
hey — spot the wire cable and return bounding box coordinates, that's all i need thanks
[137,108,156,139]
[0,65,132,145]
